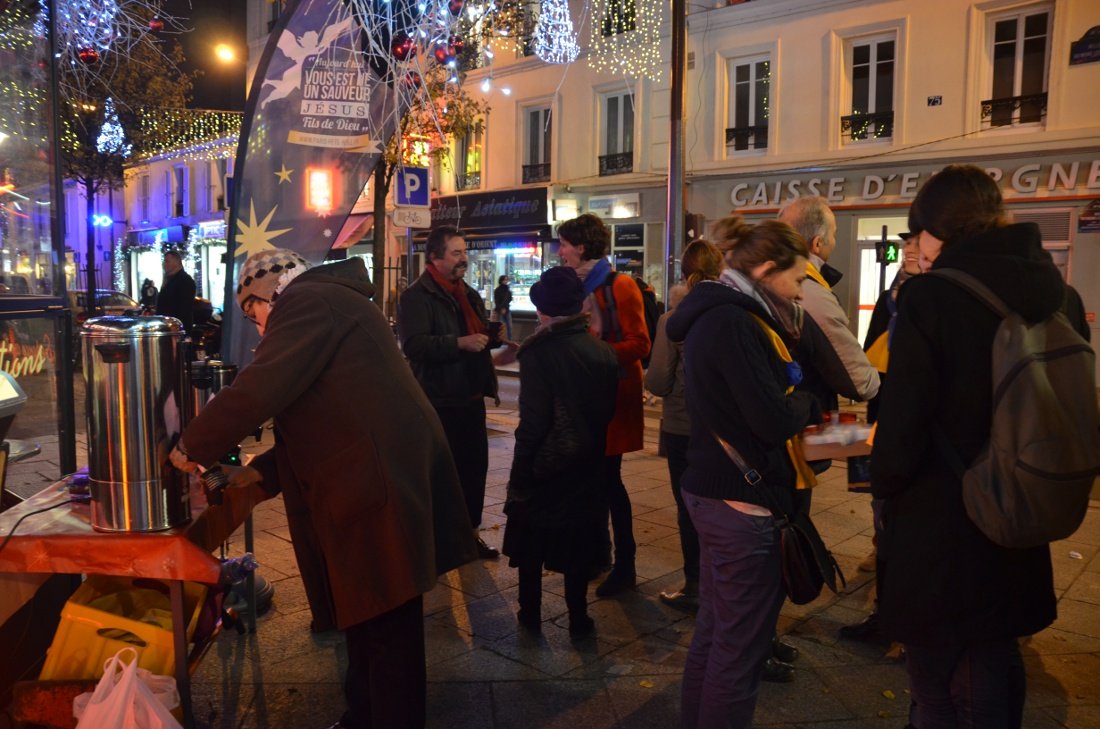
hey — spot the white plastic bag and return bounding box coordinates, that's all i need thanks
[73,647,183,729]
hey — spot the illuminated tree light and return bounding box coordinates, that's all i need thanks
[96,97,131,157]
[534,0,579,65]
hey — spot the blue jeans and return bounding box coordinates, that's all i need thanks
[682,494,784,729]
[906,638,1025,729]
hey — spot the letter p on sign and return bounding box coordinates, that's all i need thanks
[397,167,430,207]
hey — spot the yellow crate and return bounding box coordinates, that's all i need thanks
[39,575,207,680]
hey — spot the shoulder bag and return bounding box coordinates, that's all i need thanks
[713,433,846,604]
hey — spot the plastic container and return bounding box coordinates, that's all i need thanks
[39,575,206,680]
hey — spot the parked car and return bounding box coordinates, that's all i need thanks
[67,289,140,366]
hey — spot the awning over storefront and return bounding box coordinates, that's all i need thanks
[125,225,189,247]
[332,213,374,250]
[410,228,552,253]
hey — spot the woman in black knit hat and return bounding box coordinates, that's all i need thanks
[502,266,620,637]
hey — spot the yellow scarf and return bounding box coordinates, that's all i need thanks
[805,261,830,291]
[749,314,818,490]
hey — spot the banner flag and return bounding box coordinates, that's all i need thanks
[227,0,395,269]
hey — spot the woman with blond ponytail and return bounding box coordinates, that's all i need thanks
[646,239,724,611]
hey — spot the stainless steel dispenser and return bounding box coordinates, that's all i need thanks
[81,316,191,532]
[183,360,238,428]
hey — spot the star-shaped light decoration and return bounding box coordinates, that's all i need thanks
[275,164,294,184]
[235,200,293,258]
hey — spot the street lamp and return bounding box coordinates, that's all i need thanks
[214,44,237,64]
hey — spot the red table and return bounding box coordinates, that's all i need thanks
[0,479,266,728]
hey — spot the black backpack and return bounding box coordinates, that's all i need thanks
[601,272,658,368]
[928,269,1100,548]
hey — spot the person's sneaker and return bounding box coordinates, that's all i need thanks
[659,589,699,612]
[858,549,877,573]
[568,614,596,638]
[595,567,636,598]
[838,612,883,642]
[475,535,499,560]
[772,636,799,663]
[761,657,795,683]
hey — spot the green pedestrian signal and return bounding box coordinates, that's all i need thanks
[885,241,900,263]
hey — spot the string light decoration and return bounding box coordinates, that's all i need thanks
[588,0,664,82]
[534,0,579,64]
[137,109,242,162]
[111,236,128,290]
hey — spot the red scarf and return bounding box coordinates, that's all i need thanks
[426,264,485,337]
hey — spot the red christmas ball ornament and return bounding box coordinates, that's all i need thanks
[449,35,465,53]
[402,72,422,90]
[433,43,452,65]
[77,48,99,64]
[448,0,464,16]
[391,32,416,61]
[148,17,165,32]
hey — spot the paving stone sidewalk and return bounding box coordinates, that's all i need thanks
[7,389,1098,728]
[183,403,1100,729]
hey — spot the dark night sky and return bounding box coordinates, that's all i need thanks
[163,0,247,111]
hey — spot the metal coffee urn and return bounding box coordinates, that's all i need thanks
[82,316,191,532]
[183,360,238,427]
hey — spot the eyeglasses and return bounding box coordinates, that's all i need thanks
[242,297,268,324]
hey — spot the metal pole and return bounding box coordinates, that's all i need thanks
[878,224,888,293]
[664,0,687,305]
[47,0,77,476]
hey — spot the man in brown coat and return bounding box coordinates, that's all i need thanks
[171,248,476,729]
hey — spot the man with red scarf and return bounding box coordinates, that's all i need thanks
[400,225,501,559]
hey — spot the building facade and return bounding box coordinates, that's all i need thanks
[241,0,1099,343]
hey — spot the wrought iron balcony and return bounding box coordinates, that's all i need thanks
[598,152,633,176]
[456,172,481,191]
[980,93,1048,128]
[725,125,768,151]
[522,163,551,184]
[840,110,894,141]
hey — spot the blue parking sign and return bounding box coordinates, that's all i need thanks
[396,167,430,207]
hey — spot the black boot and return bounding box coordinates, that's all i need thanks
[773,635,799,662]
[838,612,882,642]
[761,657,795,683]
[595,566,636,598]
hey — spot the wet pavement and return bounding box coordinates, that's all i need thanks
[6,375,1100,727]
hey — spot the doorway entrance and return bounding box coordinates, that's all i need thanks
[853,215,908,344]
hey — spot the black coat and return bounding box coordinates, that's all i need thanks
[667,281,819,516]
[871,223,1060,647]
[493,283,512,314]
[398,271,498,407]
[156,269,195,331]
[502,314,618,570]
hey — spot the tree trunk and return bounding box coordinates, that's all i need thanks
[84,178,98,317]
[371,163,388,309]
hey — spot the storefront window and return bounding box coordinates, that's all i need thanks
[0,1,77,481]
[493,244,542,313]
[0,2,58,296]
